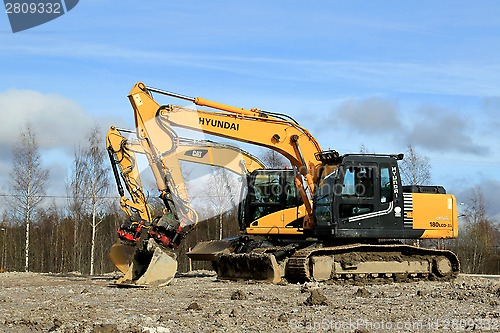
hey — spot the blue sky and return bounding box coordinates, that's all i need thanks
[0,1,499,219]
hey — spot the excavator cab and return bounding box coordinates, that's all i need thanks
[239,169,304,235]
[315,154,404,239]
[314,153,458,241]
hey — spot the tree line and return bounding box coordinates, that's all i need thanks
[0,127,498,275]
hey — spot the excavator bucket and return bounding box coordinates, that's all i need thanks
[187,239,284,283]
[215,252,283,284]
[187,239,239,261]
[109,239,137,274]
[114,239,178,287]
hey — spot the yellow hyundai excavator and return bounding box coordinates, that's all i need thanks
[108,82,459,285]
[106,126,266,285]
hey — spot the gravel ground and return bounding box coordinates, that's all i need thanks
[0,271,498,333]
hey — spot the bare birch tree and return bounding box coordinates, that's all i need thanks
[66,145,88,272]
[359,144,371,154]
[194,168,239,240]
[84,127,110,275]
[455,187,499,274]
[209,168,238,240]
[8,123,49,272]
[399,144,431,185]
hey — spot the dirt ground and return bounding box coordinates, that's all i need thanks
[0,271,498,333]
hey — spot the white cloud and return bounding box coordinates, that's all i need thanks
[318,97,491,157]
[0,89,98,197]
[407,107,489,156]
[334,97,403,134]
[0,89,95,152]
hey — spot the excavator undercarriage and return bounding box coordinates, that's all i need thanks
[189,238,459,284]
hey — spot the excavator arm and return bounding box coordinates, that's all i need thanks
[107,126,188,278]
[106,127,153,223]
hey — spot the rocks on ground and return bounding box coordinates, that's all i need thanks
[0,272,498,332]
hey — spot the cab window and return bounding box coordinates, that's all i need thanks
[339,166,375,218]
[342,167,374,197]
[380,165,392,203]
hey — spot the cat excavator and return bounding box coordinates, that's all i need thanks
[107,82,459,285]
